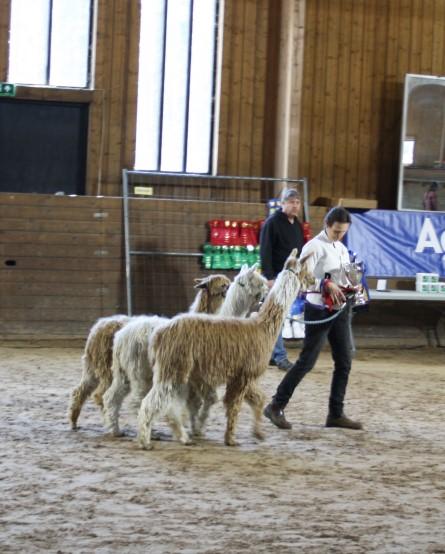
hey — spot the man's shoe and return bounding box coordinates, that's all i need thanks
[326,414,363,430]
[269,359,277,366]
[263,403,292,429]
[276,359,293,372]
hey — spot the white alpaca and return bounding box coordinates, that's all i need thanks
[137,250,314,449]
[103,265,268,436]
[68,274,230,429]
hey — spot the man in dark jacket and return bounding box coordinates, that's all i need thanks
[260,188,305,370]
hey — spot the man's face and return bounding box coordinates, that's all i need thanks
[325,221,350,241]
[281,197,301,218]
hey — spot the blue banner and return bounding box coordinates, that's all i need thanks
[346,210,445,277]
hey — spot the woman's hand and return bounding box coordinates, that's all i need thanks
[325,281,346,305]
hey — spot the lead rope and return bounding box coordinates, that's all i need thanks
[288,299,349,325]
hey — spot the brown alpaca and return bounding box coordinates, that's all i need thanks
[137,249,314,449]
[67,274,230,429]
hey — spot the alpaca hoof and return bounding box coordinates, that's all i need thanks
[183,438,195,446]
[110,429,125,437]
[139,440,154,451]
[224,437,239,447]
[253,428,266,441]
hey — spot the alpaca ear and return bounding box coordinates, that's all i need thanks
[299,252,313,266]
[194,278,208,289]
[240,264,249,273]
[248,262,259,273]
[289,248,299,259]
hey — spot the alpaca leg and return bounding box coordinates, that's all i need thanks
[129,370,152,414]
[137,382,173,450]
[92,373,113,411]
[195,387,218,436]
[167,386,193,445]
[244,382,266,440]
[187,385,204,436]
[68,366,99,429]
[102,369,130,437]
[223,382,247,446]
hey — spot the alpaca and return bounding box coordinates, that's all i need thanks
[137,249,314,449]
[67,273,230,429]
[102,264,268,437]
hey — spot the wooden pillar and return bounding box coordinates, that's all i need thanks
[274,0,306,183]
[91,0,140,197]
[0,0,11,81]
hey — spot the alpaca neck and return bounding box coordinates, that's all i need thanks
[218,282,249,317]
[257,270,299,339]
[189,290,209,313]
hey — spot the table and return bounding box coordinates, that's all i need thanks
[368,289,445,346]
[369,289,445,301]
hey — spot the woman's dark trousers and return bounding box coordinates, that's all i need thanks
[273,303,353,417]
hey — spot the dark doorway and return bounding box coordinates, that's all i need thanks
[0,98,89,195]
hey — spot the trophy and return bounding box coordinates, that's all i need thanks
[342,261,369,309]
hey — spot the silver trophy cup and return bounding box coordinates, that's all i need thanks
[342,262,369,308]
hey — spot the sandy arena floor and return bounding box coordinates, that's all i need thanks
[0,345,444,553]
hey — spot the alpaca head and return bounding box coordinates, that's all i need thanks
[268,249,315,308]
[191,274,232,313]
[235,263,269,303]
[194,274,231,298]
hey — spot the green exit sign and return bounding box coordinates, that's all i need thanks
[0,83,16,97]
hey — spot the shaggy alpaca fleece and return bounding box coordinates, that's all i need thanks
[138,249,314,449]
[103,266,268,437]
[68,273,230,430]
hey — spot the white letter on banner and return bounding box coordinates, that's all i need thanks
[415,218,442,253]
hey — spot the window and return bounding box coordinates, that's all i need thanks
[135,0,221,174]
[8,0,93,88]
[402,138,415,166]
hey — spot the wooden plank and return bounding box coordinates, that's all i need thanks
[321,0,340,199]
[0,230,122,247]
[432,0,445,73]
[0,217,121,235]
[0,256,120,271]
[409,0,423,72]
[397,0,411,79]
[345,0,366,198]
[368,0,389,201]
[216,0,233,175]
[238,0,257,177]
[309,0,329,200]
[121,0,141,171]
[332,0,353,197]
[0,281,122,297]
[420,0,434,74]
[299,0,317,199]
[357,0,377,199]
[0,294,121,310]
[250,0,268,176]
[104,0,132,194]
[0,0,12,79]
[1,269,122,285]
[226,0,244,176]
[288,0,306,179]
[0,307,123,323]
[0,206,122,224]
[0,192,122,210]
[0,243,122,258]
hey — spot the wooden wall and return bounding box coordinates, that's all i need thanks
[2,0,445,340]
[294,0,445,208]
[0,193,265,339]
